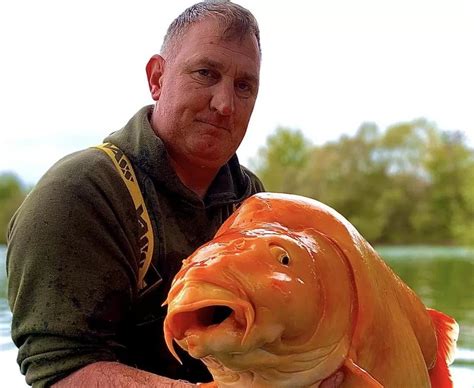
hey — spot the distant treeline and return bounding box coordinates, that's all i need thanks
[0,173,29,244]
[1,119,473,246]
[251,119,474,246]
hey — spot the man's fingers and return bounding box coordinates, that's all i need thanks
[320,371,344,388]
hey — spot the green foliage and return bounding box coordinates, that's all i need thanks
[253,120,474,246]
[424,131,474,245]
[0,173,28,244]
[250,127,312,193]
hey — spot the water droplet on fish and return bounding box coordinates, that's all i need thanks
[270,272,292,282]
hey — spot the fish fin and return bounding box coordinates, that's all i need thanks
[427,308,459,388]
[342,358,383,387]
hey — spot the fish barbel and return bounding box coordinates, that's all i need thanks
[163,193,458,387]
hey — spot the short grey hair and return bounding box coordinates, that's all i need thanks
[161,1,261,58]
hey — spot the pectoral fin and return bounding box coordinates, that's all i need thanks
[427,308,459,388]
[342,358,383,387]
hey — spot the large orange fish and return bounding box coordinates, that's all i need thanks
[163,193,458,387]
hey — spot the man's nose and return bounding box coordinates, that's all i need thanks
[210,80,235,116]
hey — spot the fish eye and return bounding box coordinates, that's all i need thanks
[269,244,291,266]
[280,254,290,266]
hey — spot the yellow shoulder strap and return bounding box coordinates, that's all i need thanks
[94,143,154,291]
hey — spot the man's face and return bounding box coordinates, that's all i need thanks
[149,18,260,170]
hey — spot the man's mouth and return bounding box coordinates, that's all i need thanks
[196,119,230,132]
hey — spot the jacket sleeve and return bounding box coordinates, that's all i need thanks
[7,149,141,387]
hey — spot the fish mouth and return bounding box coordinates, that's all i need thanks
[163,282,255,362]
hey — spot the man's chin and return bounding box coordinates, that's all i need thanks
[189,149,235,170]
[195,156,231,170]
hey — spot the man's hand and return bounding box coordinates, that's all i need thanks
[54,362,343,387]
[195,372,343,388]
[320,370,344,388]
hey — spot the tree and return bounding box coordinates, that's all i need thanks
[0,173,28,244]
[297,123,396,242]
[250,120,474,246]
[375,119,436,244]
[421,130,474,245]
[251,127,312,193]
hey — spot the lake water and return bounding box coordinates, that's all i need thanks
[1,245,473,387]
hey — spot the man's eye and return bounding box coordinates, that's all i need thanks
[236,81,250,91]
[236,81,253,97]
[197,69,211,77]
[194,69,219,83]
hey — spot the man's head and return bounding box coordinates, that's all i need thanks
[146,1,261,174]
[161,1,261,61]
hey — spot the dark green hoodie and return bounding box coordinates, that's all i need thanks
[7,106,264,387]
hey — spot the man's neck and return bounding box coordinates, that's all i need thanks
[170,158,219,200]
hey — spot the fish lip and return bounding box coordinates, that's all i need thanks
[164,282,255,361]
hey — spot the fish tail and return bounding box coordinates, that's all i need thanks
[427,308,459,388]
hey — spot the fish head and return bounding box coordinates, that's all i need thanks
[164,222,355,386]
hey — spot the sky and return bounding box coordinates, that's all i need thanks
[1,0,473,185]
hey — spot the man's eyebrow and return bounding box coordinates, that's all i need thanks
[194,57,224,70]
[186,57,259,84]
[184,57,224,72]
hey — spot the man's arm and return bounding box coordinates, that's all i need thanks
[7,150,143,386]
[54,362,342,388]
[53,362,198,388]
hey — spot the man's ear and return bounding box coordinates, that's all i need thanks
[146,54,165,101]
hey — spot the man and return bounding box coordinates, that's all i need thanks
[7,2,343,387]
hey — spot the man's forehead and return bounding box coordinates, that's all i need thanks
[181,18,259,54]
